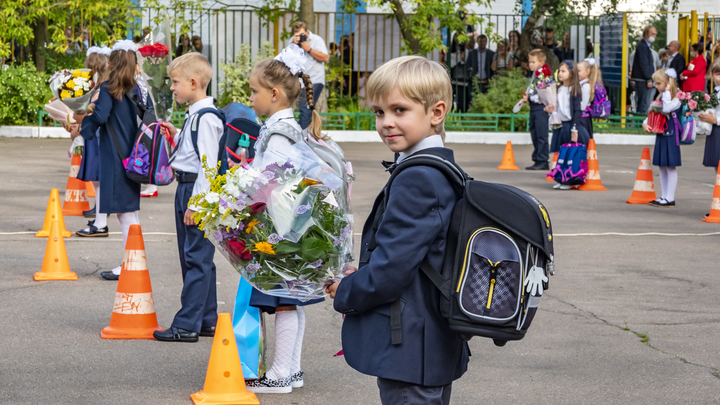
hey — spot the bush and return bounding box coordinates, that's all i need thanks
[468,68,529,131]
[0,63,51,125]
[42,49,86,75]
[217,42,275,108]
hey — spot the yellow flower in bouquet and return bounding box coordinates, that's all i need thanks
[60,90,71,100]
[65,80,76,90]
[75,89,84,97]
[80,71,91,79]
[253,242,276,255]
[72,70,82,78]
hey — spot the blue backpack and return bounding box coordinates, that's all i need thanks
[671,105,696,145]
[549,143,588,186]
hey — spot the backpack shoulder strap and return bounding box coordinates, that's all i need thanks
[256,121,304,154]
[190,107,226,159]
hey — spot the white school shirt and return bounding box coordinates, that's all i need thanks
[170,97,224,210]
[397,135,445,163]
[580,79,591,111]
[557,86,572,122]
[642,91,682,125]
[254,108,303,168]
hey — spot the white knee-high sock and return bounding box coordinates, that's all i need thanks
[143,184,157,194]
[114,211,140,275]
[291,306,306,374]
[665,167,678,202]
[93,181,107,229]
[266,310,298,381]
[658,167,668,200]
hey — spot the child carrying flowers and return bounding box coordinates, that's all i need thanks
[642,68,682,207]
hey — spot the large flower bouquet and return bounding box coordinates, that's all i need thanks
[192,142,353,301]
[49,69,98,114]
[647,100,667,133]
[532,64,561,128]
[137,15,174,121]
[678,90,719,135]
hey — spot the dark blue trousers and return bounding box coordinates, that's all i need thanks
[529,106,550,163]
[377,378,452,405]
[171,181,218,332]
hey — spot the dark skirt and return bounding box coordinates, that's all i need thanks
[579,116,594,139]
[76,135,100,182]
[550,121,590,153]
[249,287,324,314]
[702,125,720,168]
[653,134,682,167]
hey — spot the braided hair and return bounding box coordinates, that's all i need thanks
[299,72,325,140]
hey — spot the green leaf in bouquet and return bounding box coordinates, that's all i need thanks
[274,241,302,253]
[301,236,333,262]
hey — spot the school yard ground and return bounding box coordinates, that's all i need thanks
[1,137,719,404]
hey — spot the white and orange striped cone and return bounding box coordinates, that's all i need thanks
[627,147,657,204]
[101,225,162,339]
[702,164,720,223]
[62,154,90,216]
[578,139,607,191]
[546,152,559,181]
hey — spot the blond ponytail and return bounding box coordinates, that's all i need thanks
[300,73,326,140]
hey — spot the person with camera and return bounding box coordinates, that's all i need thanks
[289,21,329,130]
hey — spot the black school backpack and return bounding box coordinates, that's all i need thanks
[189,106,261,175]
[373,151,555,347]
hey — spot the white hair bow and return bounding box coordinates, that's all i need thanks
[665,68,677,79]
[584,57,596,66]
[275,44,308,76]
[112,40,137,53]
[99,46,112,56]
[86,46,101,57]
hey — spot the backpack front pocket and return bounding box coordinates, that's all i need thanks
[458,228,523,322]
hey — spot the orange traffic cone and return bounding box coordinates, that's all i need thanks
[578,139,607,191]
[36,188,72,238]
[101,225,162,339]
[63,154,90,216]
[627,147,657,204]
[497,141,520,170]
[191,313,260,405]
[34,220,77,281]
[702,164,720,223]
[546,152,559,181]
[86,181,96,198]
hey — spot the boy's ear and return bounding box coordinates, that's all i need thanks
[190,77,198,90]
[429,100,447,128]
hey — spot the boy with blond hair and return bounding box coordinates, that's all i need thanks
[154,52,224,342]
[523,49,551,170]
[326,56,469,404]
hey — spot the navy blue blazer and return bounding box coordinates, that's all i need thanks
[80,83,141,214]
[333,147,470,387]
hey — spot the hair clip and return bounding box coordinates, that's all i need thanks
[665,68,677,79]
[86,46,102,57]
[566,61,574,69]
[274,44,308,75]
[584,57,596,66]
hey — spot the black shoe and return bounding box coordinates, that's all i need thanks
[153,327,199,342]
[650,198,675,207]
[525,162,549,170]
[100,271,119,280]
[76,221,108,237]
[199,326,216,337]
[83,206,96,218]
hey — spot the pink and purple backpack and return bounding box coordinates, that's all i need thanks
[587,82,612,118]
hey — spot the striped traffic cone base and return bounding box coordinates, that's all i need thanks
[578,139,607,191]
[101,225,162,339]
[703,164,720,223]
[63,154,90,216]
[627,147,657,204]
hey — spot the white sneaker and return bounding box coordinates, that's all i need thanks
[553,183,562,189]
[290,370,304,388]
[559,185,573,190]
[245,375,293,394]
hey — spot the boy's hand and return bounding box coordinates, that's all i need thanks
[571,130,578,143]
[325,266,358,299]
[544,105,554,113]
[184,208,197,226]
[522,93,528,103]
[226,149,247,169]
[161,122,178,138]
[642,123,652,133]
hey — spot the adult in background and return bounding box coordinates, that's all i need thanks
[192,35,203,53]
[554,32,574,62]
[585,36,595,58]
[491,40,514,75]
[289,21,329,130]
[175,34,191,57]
[681,43,707,92]
[467,34,494,96]
[544,27,558,52]
[659,49,669,69]
[631,25,658,114]
[666,40,686,86]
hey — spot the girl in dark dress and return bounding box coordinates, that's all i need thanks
[643,68,682,207]
[79,41,142,279]
[75,47,110,237]
[699,61,720,217]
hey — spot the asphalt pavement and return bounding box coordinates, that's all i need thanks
[1,137,719,404]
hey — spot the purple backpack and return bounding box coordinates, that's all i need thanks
[588,83,612,118]
[107,92,175,185]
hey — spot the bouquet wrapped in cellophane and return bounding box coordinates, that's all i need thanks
[137,13,174,121]
[49,69,99,114]
[192,142,354,301]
